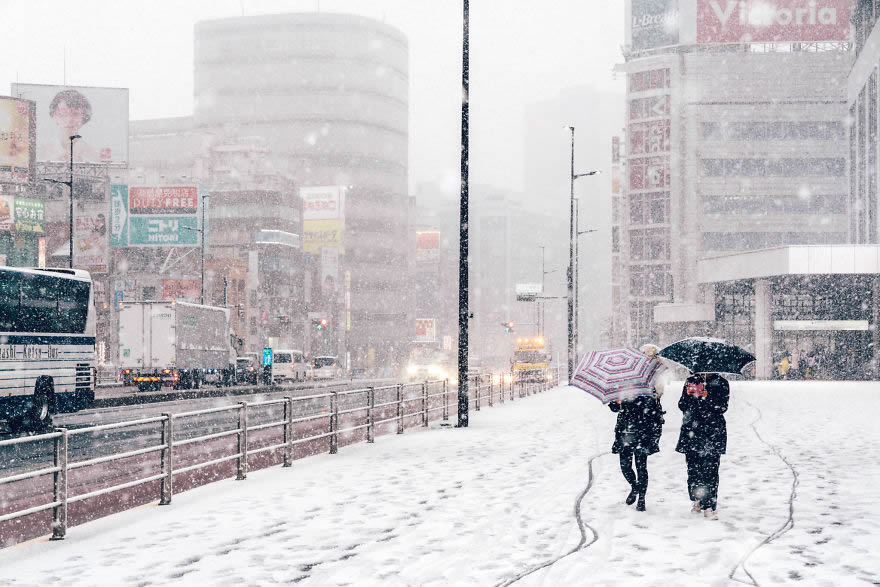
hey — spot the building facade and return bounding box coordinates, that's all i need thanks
[617,0,852,347]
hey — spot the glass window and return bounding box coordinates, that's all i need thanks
[57,280,90,334]
[18,274,58,333]
[0,270,22,332]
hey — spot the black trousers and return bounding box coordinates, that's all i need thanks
[619,449,649,494]
[685,452,721,510]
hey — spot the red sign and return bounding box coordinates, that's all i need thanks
[130,187,199,214]
[163,280,200,301]
[629,158,669,190]
[629,120,671,155]
[416,231,440,250]
[415,319,436,343]
[697,0,851,43]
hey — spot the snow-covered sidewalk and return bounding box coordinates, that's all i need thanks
[1,382,879,586]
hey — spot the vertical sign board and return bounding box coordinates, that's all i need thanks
[414,319,437,343]
[301,186,345,254]
[73,201,110,273]
[415,231,441,263]
[0,96,35,184]
[110,185,202,246]
[263,347,273,367]
[0,195,14,232]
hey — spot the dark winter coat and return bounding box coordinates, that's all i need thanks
[675,374,729,456]
[610,395,664,455]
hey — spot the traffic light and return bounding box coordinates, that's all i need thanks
[503,321,514,333]
[315,318,328,331]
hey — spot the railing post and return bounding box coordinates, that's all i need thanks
[367,387,375,443]
[511,377,515,401]
[50,428,68,540]
[330,391,339,454]
[160,414,173,505]
[397,383,404,434]
[283,397,293,467]
[488,377,494,407]
[442,379,449,421]
[500,378,505,404]
[422,382,428,427]
[237,401,248,480]
[475,375,481,411]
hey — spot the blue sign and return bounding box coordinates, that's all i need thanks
[263,347,273,367]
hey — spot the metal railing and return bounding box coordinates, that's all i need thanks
[0,373,556,541]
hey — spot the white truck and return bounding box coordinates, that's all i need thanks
[118,301,234,392]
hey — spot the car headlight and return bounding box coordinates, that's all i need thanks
[493,374,501,385]
[407,364,418,375]
[428,364,445,377]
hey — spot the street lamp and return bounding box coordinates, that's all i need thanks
[181,193,210,305]
[41,134,81,269]
[457,0,470,428]
[566,125,599,382]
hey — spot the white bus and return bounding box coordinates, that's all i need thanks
[0,267,96,432]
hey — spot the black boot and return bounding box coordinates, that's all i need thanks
[625,486,638,505]
[636,493,646,511]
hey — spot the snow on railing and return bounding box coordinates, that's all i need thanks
[0,373,557,542]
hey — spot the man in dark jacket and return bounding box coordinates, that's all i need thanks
[676,373,729,519]
[610,394,664,511]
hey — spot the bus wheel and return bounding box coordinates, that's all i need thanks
[26,378,54,431]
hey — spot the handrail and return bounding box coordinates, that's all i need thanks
[0,375,556,542]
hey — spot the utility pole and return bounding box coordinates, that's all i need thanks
[457,0,470,427]
[42,134,80,270]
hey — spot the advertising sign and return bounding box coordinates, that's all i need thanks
[320,246,339,298]
[11,83,129,164]
[416,231,440,262]
[631,0,680,51]
[0,96,35,184]
[162,280,200,301]
[302,186,345,255]
[73,201,109,273]
[301,186,344,220]
[697,0,851,43]
[110,185,203,247]
[629,120,671,154]
[13,198,44,233]
[0,195,14,232]
[414,318,437,343]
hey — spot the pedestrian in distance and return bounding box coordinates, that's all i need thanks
[676,373,729,520]
[609,389,665,512]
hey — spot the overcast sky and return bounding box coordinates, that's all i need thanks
[1,0,625,192]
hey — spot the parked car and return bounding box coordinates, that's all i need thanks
[235,355,259,385]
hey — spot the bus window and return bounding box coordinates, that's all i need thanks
[19,274,59,333]
[0,270,21,331]
[57,280,90,334]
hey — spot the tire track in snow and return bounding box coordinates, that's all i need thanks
[495,451,608,587]
[729,399,800,587]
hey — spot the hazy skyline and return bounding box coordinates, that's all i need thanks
[1,0,625,193]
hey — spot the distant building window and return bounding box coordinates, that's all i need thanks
[701,158,845,177]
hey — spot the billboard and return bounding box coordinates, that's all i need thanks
[414,318,437,343]
[110,185,204,247]
[697,0,851,43]
[416,230,440,262]
[13,198,44,233]
[163,280,200,301]
[0,195,13,232]
[11,83,129,164]
[73,201,109,273]
[301,186,345,255]
[632,0,680,51]
[0,96,35,184]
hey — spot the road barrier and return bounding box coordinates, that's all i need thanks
[0,373,557,542]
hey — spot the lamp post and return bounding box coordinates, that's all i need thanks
[539,245,557,336]
[41,134,80,269]
[182,193,209,304]
[566,125,599,381]
[457,0,470,428]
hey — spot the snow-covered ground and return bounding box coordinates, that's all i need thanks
[1,381,879,586]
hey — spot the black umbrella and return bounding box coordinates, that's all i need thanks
[658,337,755,374]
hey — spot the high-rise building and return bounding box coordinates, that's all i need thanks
[616,0,851,346]
[129,13,410,371]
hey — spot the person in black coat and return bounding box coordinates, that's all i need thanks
[676,373,729,519]
[610,393,665,511]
